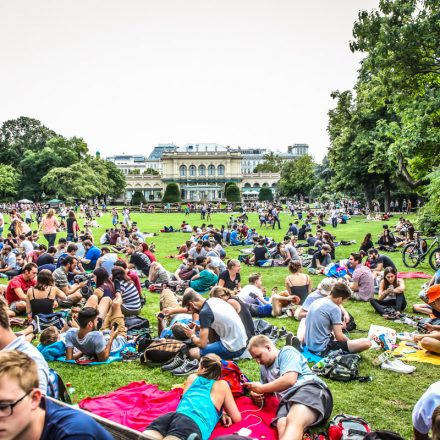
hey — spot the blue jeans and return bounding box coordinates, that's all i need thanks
[200,341,245,360]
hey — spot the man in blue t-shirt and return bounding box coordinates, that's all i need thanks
[0,350,113,439]
[81,240,101,270]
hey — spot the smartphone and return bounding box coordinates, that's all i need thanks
[157,312,165,319]
[112,322,119,331]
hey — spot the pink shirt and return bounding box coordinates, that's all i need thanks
[42,216,59,234]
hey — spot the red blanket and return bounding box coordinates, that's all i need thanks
[397,271,432,279]
[79,381,183,431]
[210,395,279,440]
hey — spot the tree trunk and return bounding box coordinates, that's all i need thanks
[364,182,374,211]
[397,154,429,189]
[383,174,391,213]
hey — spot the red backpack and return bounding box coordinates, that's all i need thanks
[219,360,249,397]
[328,414,371,440]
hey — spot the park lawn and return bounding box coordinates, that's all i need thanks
[2,210,437,437]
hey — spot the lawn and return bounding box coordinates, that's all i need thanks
[2,210,437,437]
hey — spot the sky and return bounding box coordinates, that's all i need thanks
[0,0,379,162]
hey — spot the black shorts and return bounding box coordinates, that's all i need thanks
[324,339,349,355]
[145,412,201,440]
[274,381,333,427]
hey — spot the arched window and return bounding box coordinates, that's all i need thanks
[189,165,196,176]
[272,182,277,187]
[208,165,215,176]
[253,183,260,188]
[262,183,269,187]
[198,165,206,176]
[244,183,251,188]
[217,165,225,176]
[179,165,187,176]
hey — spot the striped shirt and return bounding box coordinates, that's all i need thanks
[120,280,141,312]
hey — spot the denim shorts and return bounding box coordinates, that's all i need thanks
[200,341,245,360]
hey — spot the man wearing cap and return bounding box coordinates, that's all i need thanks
[413,285,440,354]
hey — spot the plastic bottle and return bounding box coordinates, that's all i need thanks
[66,383,75,395]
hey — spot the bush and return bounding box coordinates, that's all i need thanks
[131,190,147,205]
[225,183,241,202]
[259,187,273,202]
[417,205,440,236]
[162,182,181,203]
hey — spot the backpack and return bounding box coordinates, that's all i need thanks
[34,312,66,333]
[312,350,363,382]
[139,338,187,365]
[47,368,72,404]
[363,431,404,440]
[125,315,150,332]
[219,360,249,397]
[328,414,371,439]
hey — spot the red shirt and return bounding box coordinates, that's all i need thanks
[143,249,157,263]
[128,270,142,295]
[5,274,36,304]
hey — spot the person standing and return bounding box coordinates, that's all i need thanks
[39,209,60,247]
[66,211,78,243]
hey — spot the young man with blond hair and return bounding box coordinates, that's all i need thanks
[0,350,113,439]
[245,335,333,440]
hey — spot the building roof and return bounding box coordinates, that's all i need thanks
[176,143,228,153]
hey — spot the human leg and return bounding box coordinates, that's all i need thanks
[413,303,433,315]
[102,293,127,338]
[160,288,179,310]
[278,404,318,440]
[347,338,372,353]
[420,335,440,354]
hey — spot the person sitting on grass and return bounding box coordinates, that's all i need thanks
[348,252,374,302]
[370,267,406,315]
[125,244,151,277]
[174,256,199,281]
[182,290,247,360]
[189,263,218,294]
[366,248,397,277]
[304,282,372,356]
[148,261,171,285]
[249,238,270,266]
[229,225,244,246]
[112,266,142,317]
[412,381,440,440]
[4,263,38,315]
[285,260,312,305]
[308,244,331,275]
[52,257,88,306]
[218,259,241,292]
[64,293,127,362]
[144,354,241,440]
[238,273,273,317]
[245,335,333,440]
[413,285,440,355]
[0,350,113,439]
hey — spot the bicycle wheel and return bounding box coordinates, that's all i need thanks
[429,247,440,271]
[402,243,421,268]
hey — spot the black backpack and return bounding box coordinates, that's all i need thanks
[139,338,187,365]
[125,315,150,332]
[364,431,404,440]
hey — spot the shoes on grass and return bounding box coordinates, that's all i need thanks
[285,332,303,352]
[162,356,185,371]
[381,359,416,374]
[172,359,199,376]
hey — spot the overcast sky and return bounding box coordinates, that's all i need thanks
[0,0,379,162]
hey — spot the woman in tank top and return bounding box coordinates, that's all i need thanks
[145,354,241,440]
[284,260,312,305]
[92,267,116,301]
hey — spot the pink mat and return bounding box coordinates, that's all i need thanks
[79,381,183,431]
[397,272,432,279]
[210,395,279,440]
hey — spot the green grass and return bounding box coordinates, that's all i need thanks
[2,211,437,436]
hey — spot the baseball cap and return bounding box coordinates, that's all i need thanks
[427,285,440,303]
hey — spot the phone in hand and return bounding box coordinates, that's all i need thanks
[157,312,165,319]
[112,322,119,331]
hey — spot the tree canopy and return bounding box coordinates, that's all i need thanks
[279,155,316,199]
[253,152,284,173]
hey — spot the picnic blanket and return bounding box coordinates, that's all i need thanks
[397,272,432,279]
[210,395,279,440]
[302,346,323,364]
[55,343,136,365]
[393,341,440,366]
[79,381,183,431]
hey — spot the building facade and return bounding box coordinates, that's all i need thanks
[108,142,308,202]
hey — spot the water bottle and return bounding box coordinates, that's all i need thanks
[66,383,75,396]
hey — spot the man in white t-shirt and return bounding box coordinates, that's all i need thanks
[238,273,272,317]
[413,381,440,439]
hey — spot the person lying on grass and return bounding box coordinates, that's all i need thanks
[245,335,333,440]
[144,354,241,440]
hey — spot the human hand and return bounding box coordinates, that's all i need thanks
[162,307,173,316]
[424,323,435,333]
[249,390,265,406]
[79,281,87,288]
[183,327,195,338]
[244,382,264,394]
[413,334,424,342]
[221,414,232,427]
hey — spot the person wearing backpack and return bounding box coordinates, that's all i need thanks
[304,282,372,356]
[245,335,333,440]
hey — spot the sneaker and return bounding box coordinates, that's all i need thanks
[172,359,199,376]
[278,327,288,338]
[162,356,185,371]
[285,333,302,352]
[381,359,416,374]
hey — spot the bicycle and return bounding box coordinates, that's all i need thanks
[402,233,440,270]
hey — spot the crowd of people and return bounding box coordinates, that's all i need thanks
[0,202,438,440]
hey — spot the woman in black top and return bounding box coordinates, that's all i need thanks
[378,229,396,250]
[66,211,78,243]
[359,233,374,253]
[218,259,241,291]
[250,238,269,266]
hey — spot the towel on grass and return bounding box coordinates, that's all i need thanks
[397,272,432,279]
[210,395,279,440]
[302,346,323,364]
[79,381,183,431]
[393,341,440,365]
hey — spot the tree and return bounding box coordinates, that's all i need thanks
[258,187,273,202]
[253,152,284,173]
[225,182,241,202]
[102,161,126,199]
[41,163,107,201]
[129,169,141,175]
[279,155,316,199]
[131,190,147,205]
[162,183,181,203]
[0,164,20,200]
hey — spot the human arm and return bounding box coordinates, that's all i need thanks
[218,276,225,287]
[191,272,201,280]
[186,327,209,348]
[220,380,242,425]
[96,327,119,362]
[333,324,349,342]
[245,371,298,395]
[66,347,74,361]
